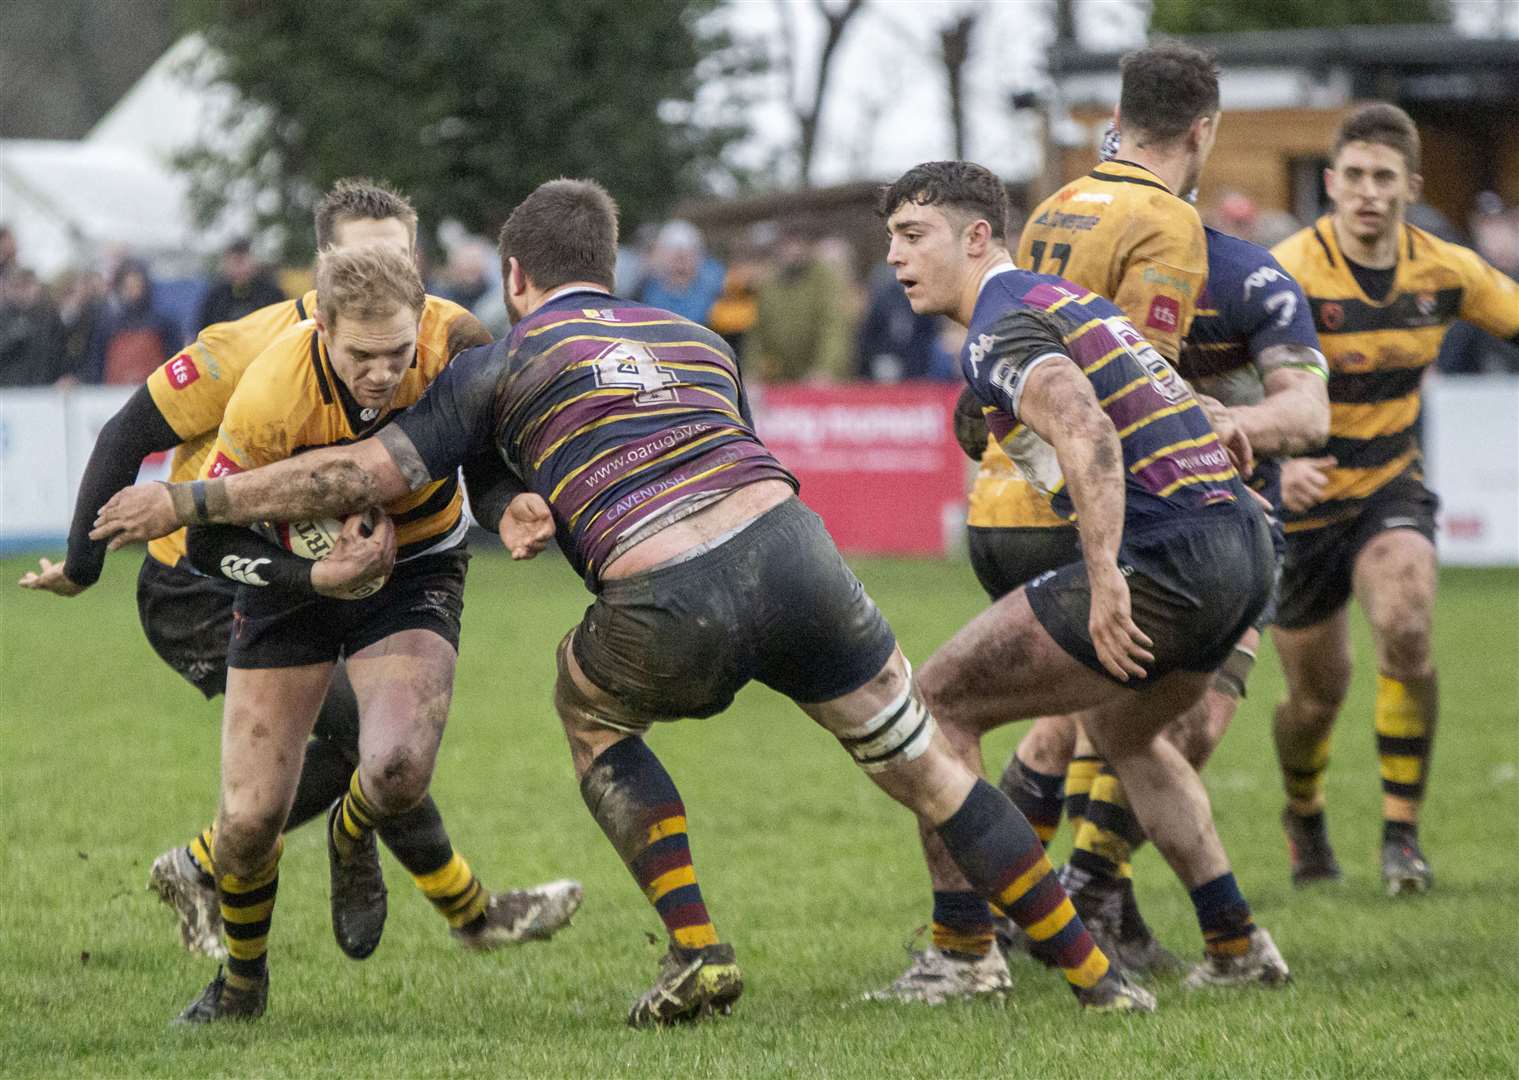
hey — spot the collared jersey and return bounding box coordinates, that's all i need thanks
[1178,226,1325,505]
[144,291,475,565]
[963,268,1243,525]
[1272,217,1519,531]
[393,289,797,587]
[203,318,468,561]
[1016,159,1207,363]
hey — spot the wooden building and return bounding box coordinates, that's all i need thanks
[1044,25,1519,228]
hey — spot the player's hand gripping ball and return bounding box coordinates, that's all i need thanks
[276,509,395,600]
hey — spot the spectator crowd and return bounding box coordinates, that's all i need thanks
[4,190,1517,390]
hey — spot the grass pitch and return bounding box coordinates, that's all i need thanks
[2,549,1516,1078]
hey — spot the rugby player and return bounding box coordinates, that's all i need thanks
[93,177,1156,1023]
[22,181,578,969]
[897,41,1226,995]
[874,160,1290,994]
[1270,104,1519,894]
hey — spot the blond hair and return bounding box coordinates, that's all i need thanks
[315,245,425,329]
[315,177,418,250]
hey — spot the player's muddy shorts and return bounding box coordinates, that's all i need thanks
[1025,502,1275,689]
[572,497,897,724]
[137,556,362,749]
[968,524,1081,600]
[137,556,239,699]
[1276,473,1438,631]
[228,547,469,670]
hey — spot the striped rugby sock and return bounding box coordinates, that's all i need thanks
[217,835,283,990]
[931,891,994,959]
[581,737,719,952]
[999,755,1065,847]
[1376,673,1437,825]
[937,779,1109,989]
[1063,754,1102,837]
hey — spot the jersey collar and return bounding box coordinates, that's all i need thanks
[979,261,1017,296]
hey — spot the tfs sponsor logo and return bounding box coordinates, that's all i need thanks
[1146,296,1180,332]
[208,452,242,478]
[167,354,200,390]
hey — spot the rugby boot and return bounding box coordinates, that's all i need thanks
[1282,808,1343,887]
[1064,867,1126,964]
[173,967,267,1024]
[865,931,1012,1004]
[627,942,744,1028]
[327,802,387,960]
[452,879,585,951]
[1182,927,1291,990]
[1381,835,1434,897]
[1115,879,1184,976]
[147,846,227,961]
[1071,966,1156,1012]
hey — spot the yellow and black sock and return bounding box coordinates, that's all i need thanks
[186,826,216,886]
[581,738,718,952]
[999,755,1065,848]
[377,796,489,930]
[1376,673,1437,826]
[1069,766,1143,883]
[1064,755,1101,836]
[218,836,283,990]
[1274,710,1332,817]
[931,890,994,959]
[936,779,1109,989]
[330,770,382,863]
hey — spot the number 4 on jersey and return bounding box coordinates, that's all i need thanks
[592,341,679,404]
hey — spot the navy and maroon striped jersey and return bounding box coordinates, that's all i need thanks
[962,267,1247,525]
[395,288,795,585]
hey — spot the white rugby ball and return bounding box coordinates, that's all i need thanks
[270,514,387,599]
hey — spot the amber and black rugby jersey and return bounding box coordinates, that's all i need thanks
[144,292,476,565]
[203,316,470,561]
[393,288,797,587]
[1016,159,1207,364]
[1272,217,1519,532]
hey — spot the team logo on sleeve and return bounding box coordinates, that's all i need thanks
[208,452,242,478]
[166,354,200,389]
[1146,296,1180,332]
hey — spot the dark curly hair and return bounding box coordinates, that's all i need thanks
[878,161,1010,243]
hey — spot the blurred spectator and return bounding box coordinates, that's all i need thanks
[856,264,953,381]
[53,269,108,384]
[0,225,17,283]
[634,220,726,326]
[615,222,659,297]
[1438,192,1519,375]
[1207,190,1260,243]
[0,266,67,387]
[742,224,853,384]
[195,238,285,333]
[707,246,766,356]
[89,259,182,385]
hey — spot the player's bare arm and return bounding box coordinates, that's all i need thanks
[1226,348,1330,458]
[91,436,412,548]
[1017,357,1154,681]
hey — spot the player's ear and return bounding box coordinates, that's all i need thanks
[964,218,992,257]
[1406,171,1424,203]
[506,257,528,299]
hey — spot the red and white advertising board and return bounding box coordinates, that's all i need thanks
[752,382,967,556]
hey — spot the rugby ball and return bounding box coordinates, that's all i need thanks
[270,513,387,599]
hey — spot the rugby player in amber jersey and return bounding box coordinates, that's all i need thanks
[1270,104,1519,895]
[94,177,1156,1024]
[877,160,1291,995]
[21,181,580,1013]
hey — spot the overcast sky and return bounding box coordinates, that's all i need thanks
[705,0,1516,187]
